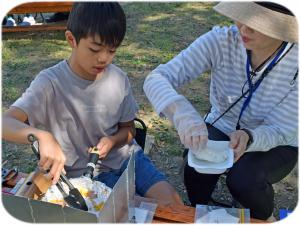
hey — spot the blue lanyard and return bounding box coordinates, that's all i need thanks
[236,42,288,130]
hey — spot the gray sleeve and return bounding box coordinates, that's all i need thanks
[119,76,139,122]
[12,73,51,126]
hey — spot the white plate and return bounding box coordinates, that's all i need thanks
[188,140,234,174]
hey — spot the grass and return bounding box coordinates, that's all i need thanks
[2,2,231,171]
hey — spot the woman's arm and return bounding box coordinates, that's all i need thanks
[143,30,222,114]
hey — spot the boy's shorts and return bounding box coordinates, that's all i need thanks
[93,149,167,196]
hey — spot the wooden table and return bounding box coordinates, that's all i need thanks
[153,204,267,223]
[135,196,267,223]
[3,2,73,33]
[154,204,195,223]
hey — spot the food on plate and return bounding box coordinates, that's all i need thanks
[193,141,229,163]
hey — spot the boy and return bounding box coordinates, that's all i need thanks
[2,2,182,205]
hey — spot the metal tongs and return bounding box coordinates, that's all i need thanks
[27,134,88,211]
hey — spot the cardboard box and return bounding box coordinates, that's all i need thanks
[2,152,135,223]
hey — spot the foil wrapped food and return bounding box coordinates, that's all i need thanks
[41,176,111,213]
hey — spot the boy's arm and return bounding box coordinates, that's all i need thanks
[2,107,66,184]
[3,107,42,143]
[114,120,136,146]
[96,120,136,159]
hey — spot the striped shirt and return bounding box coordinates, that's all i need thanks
[144,26,298,152]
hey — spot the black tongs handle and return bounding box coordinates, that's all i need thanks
[27,134,88,211]
[28,134,71,187]
[59,173,75,189]
[28,134,40,159]
[56,180,68,197]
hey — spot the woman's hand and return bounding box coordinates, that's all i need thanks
[37,131,66,184]
[178,123,208,153]
[229,130,250,161]
[163,99,208,152]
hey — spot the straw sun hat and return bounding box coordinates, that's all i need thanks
[213,2,298,43]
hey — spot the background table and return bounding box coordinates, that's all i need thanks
[3,2,73,33]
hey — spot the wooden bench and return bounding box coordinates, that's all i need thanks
[2,2,73,33]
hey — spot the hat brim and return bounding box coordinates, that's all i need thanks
[213,2,298,43]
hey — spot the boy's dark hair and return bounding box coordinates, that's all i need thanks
[67,2,126,47]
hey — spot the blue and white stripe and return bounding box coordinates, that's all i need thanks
[143,26,298,152]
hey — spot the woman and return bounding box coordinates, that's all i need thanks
[143,2,298,220]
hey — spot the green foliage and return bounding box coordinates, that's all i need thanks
[147,117,183,156]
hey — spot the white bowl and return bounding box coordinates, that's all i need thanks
[187,141,234,174]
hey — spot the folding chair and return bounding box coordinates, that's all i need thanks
[134,118,147,150]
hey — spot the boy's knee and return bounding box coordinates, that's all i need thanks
[144,181,183,205]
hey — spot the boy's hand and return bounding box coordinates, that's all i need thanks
[229,130,249,161]
[37,132,66,184]
[96,136,115,159]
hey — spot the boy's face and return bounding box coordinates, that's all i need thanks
[66,31,117,80]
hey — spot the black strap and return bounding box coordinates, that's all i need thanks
[205,43,294,128]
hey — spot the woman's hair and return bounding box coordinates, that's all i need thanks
[255,1,294,16]
[67,2,126,47]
